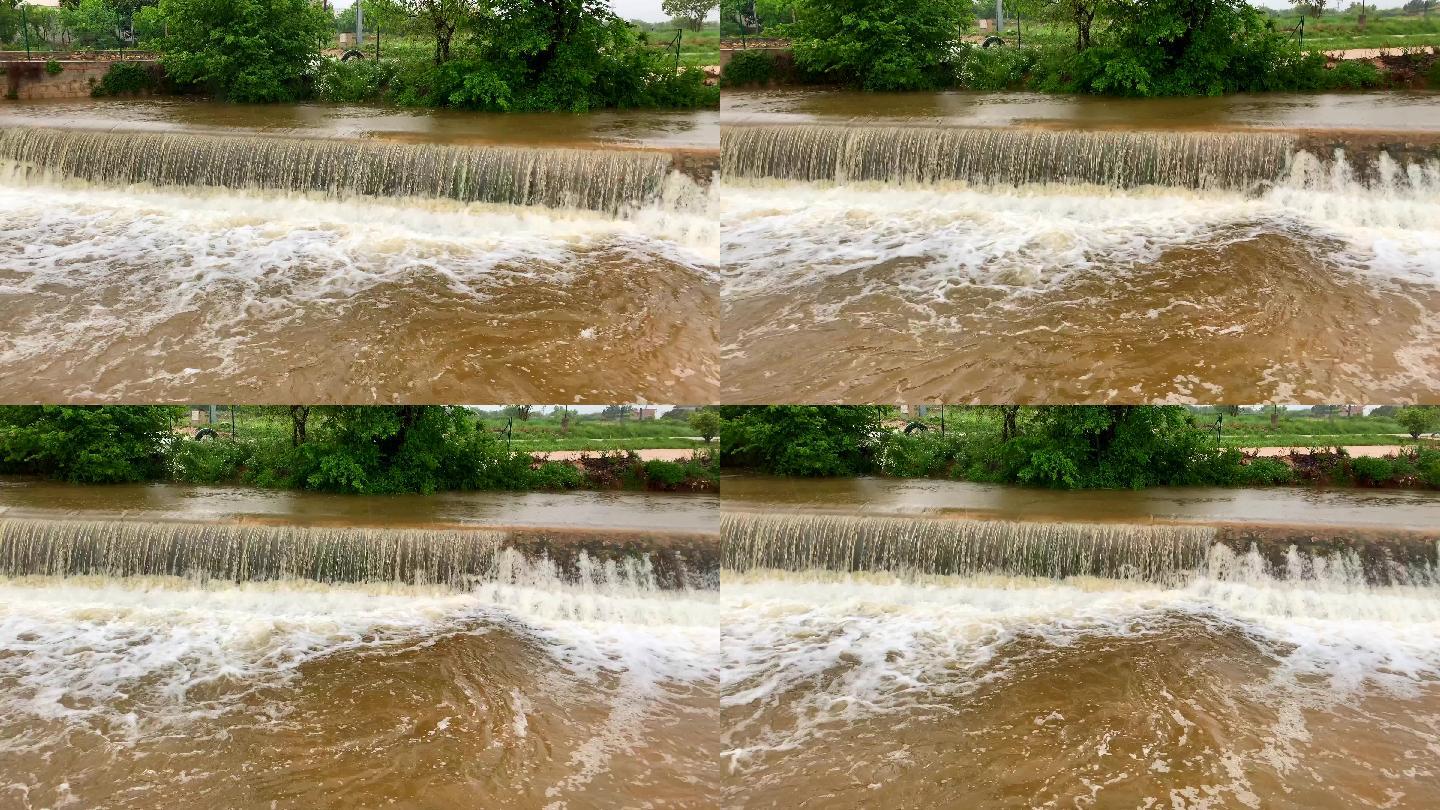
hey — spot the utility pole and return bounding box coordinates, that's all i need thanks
[22,3,31,60]
[995,0,1004,33]
[355,0,363,51]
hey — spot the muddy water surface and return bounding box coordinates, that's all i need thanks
[0,572,718,810]
[723,572,1440,809]
[0,476,718,532]
[0,170,717,402]
[0,98,719,150]
[723,89,1440,132]
[721,474,1440,531]
[722,164,1440,402]
[722,510,1440,809]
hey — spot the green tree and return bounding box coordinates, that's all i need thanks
[1065,0,1295,96]
[662,0,715,29]
[1003,406,1215,489]
[718,405,891,476]
[404,0,478,63]
[60,0,124,49]
[788,0,972,90]
[0,406,179,483]
[288,406,524,494]
[689,408,721,444]
[1396,406,1437,440]
[152,0,333,102]
[0,0,20,45]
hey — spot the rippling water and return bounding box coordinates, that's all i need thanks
[0,174,718,402]
[721,151,1440,402]
[722,565,1440,809]
[0,555,719,809]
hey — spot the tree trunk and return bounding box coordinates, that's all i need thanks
[289,405,310,447]
[1074,5,1093,52]
[1001,406,1020,442]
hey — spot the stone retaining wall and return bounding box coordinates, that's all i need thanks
[2,59,157,100]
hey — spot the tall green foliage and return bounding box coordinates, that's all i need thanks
[788,0,973,89]
[152,0,333,101]
[0,406,179,484]
[718,405,891,476]
[389,0,718,111]
[1059,0,1295,95]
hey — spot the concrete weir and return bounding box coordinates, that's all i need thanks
[0,125,706,212]
[0,518,720,591]
[722,511,1440,587]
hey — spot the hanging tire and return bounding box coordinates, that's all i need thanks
[195,428,218,441]
[341,49,365,61]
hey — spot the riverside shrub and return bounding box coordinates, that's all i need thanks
[722,50,777,86]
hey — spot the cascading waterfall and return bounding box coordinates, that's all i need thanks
[723,512,1440,587]
[722,125,1297,190]
[0,126,675,214]
[0,518,711,590]
[722,512,1214,583]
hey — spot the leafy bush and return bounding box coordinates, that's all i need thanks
[643,459,688,487]
[91,62,162,97]
[1236,457,1295,486]
[789,0,973,90]
[953,44,1037,91]
[152,0,334,102]
[1417,449,1440,488]
[719,405,889,476]
[530,461,584,489]
[313,57,395,103]
[1350,456,1396,486]
[0,406,177,484]
[44,59,63,76]
[722,50,777,86]
[169,439,249,484]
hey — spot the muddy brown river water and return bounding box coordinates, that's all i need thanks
[720,97,1440,403]
[0,108,718,403]
[721,511,1440,810]
[0,486,720,810]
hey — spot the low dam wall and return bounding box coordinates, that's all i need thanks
[3,59,155,100]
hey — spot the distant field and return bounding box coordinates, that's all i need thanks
[503,437,709,451]
[969,12,1440,52]
[1267,11,1440,50]
[1219,435,1432,449]
[641,24,719,66]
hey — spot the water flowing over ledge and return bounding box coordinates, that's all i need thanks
[722,125,1294,190]
[0,519,719,591]
[722,124,1440,191]
[0,126,682,214]
[723,512,1440,587]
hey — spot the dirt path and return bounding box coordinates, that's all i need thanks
[535,448,707,461]
[1252,445,1411,458]
[1325,45,1438,59]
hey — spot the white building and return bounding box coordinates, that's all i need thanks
[22,0,62,8]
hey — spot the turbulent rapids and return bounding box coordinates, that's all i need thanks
[0,126,679,214]
[720,125,1440,402]
[0,518,716,589]
[722,512,1440,808]
[0,127,719,402]
[0,517,720,808]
